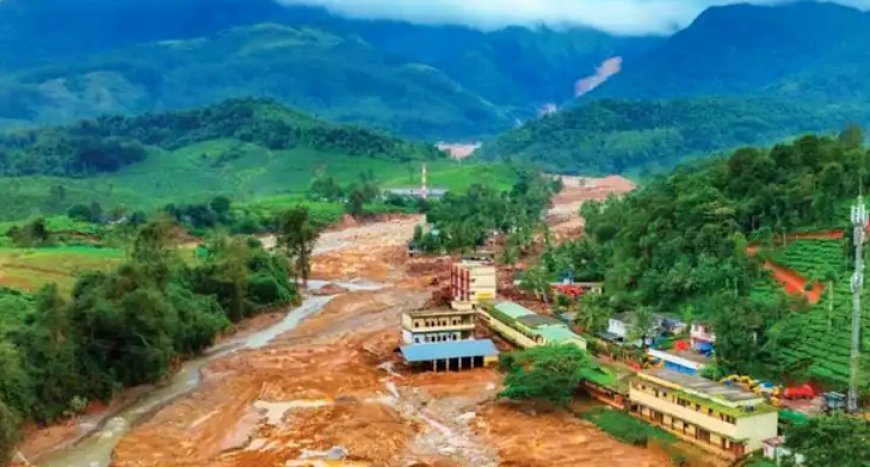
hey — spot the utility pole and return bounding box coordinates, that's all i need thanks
[848,196,867,412]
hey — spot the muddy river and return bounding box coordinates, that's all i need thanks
[33,280,380,467]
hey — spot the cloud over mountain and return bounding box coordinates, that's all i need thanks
[276,0,870,35]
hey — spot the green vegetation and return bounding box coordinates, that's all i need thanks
[0,23,514,140]
[769,240,848,281]
[0,98,439,178]
[581,407,677,446]
[0,246,124,296]
[499,345,590,406]
[781,415,870,466]
[0,216,307,456]
[277,207,319,286]
[478,98,870,174]
[535,130,870,386]
[418,170,559,253]
[764,237,870,388]
[0,100,517,222]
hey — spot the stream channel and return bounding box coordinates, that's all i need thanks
[33,279,382,467]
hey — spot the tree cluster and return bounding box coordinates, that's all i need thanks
[544,130,869,376]
[478,97,870,174]
[0,99,443,178]
[499,344,591,406]
[0,220,298,461]
[418,170,560,253]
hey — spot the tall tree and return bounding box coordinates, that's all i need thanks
[576,294,611,334]
[629,305,655,348]
[278,207,319,286]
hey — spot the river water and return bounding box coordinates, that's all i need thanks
[34,279,381,467]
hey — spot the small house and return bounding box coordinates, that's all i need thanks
[690,323,716,353]
[603,312,662,347]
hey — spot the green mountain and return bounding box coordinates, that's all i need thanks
[0,0,657,140]
[0,99,516,221]
[481,2,870,173]
[0,24,512,140]
[596,2,870,101]
[477,98,870,174]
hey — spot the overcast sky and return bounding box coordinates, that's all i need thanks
[277,0,870,35]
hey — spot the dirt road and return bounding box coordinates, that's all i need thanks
[110,214,668,466]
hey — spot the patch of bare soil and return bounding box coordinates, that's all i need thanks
[108,214,675,467]
[474,402,670,467]
[436,142,481,160]
[311,216,421,282]
[548,175,636,240]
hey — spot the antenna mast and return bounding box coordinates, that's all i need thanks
[848,194,867,412]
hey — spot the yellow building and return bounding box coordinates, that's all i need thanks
[451,257,497,306]
[629,368,778,459]
[401,309,476,344]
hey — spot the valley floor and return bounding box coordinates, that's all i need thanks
[18,176,658,466]
[111,214,669,467]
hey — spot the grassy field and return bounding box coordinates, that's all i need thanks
[0,139,516,221]
[0,246,125,296]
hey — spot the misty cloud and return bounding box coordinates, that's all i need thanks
[276,0,870,35]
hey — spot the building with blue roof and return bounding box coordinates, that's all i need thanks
[400,338,499,371]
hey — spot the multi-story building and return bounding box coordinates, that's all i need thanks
[399,308,498,371]
[629,368,778,459]
[451,256,497,306]
[401,308,476,344]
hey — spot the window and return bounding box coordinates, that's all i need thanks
[708,408,714,416]
[414,322,419,328]
[695,403,701,411]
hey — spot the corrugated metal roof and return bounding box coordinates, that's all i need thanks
[517,314,563,328]
[494,302,534,319]
[400,339,498,362]
[534,325,585,344]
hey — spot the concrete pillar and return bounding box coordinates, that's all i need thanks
[458,357,462,371]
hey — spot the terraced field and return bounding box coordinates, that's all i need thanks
[770,239,849,281]
[765,238,870,388]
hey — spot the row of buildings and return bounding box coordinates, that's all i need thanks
[396,257,777,461]
[604,311,718,376]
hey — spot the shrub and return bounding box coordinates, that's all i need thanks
[0,400,20,465]
[582,408,677,447]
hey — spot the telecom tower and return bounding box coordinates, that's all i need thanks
[848,196,867,412]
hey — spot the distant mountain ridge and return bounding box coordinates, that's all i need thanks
[0,0,655,139]
[594,1,870,101]
[3,0,870,166]
[483,1,870,173]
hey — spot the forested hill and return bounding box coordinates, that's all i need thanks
[595,2,870,102]
[563,129,870,385]
[0,99,442,177]
[477,98,870,174]
[0,0,655,139]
